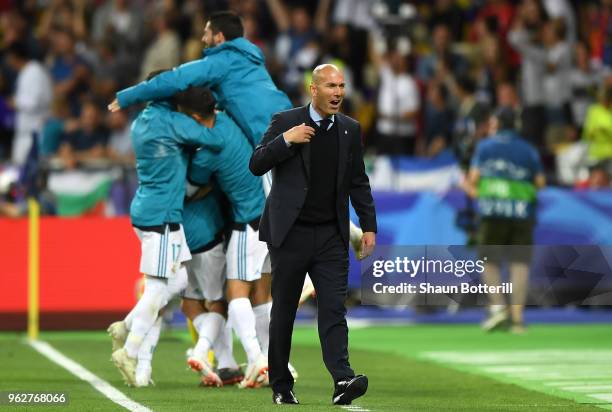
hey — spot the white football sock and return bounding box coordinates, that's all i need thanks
[253,301,272,355]
[191,312,224,361]
[124,308,135,330]
[124,277,168,359]
[228,297,261,364]
[167,265,188,298]
[137,316,161,373]
[213,324,238,370]
[490,304,506,314]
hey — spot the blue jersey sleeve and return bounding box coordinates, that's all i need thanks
[117,56,227,108]
[170,111,223,151]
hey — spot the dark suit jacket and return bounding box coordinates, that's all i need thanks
[249,104,377,249]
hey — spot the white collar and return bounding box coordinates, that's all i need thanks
[309,104,335,126]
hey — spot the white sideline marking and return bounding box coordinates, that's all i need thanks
[506,372,612,380]
[546,381,612,387]
[423,350,612,406]
[481,366,535,373]
[590,394,612,402]
[421,350,612,365]
[28,340,151,412]
[561,385,612,392]
[340,406,371,412]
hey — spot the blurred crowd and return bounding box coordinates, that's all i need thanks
[0,0,611,216]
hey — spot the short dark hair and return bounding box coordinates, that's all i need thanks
[492,107,516,131]
[52,25,75,40]
[208,11,243,41]
[456,75,476,95]
[472,105,491,126]
[6,42,30,61]
[175,87,216,119]
[590,162,609,173]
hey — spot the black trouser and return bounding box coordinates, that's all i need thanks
[268,221,354,393]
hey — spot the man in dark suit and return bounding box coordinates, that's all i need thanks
[249,64,377,405]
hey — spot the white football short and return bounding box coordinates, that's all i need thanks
[262,253,271,274]
[134,224,191,279]
[226,223,268,282]
[183,242,226,301]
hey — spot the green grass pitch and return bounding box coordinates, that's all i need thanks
[1,324,611,411]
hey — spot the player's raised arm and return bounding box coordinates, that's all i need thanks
[110,57,226,111]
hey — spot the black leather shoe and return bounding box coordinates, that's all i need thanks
[332,374,368,405]
[273,390,299,404]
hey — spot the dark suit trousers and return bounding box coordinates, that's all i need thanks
[268,221,354,393]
